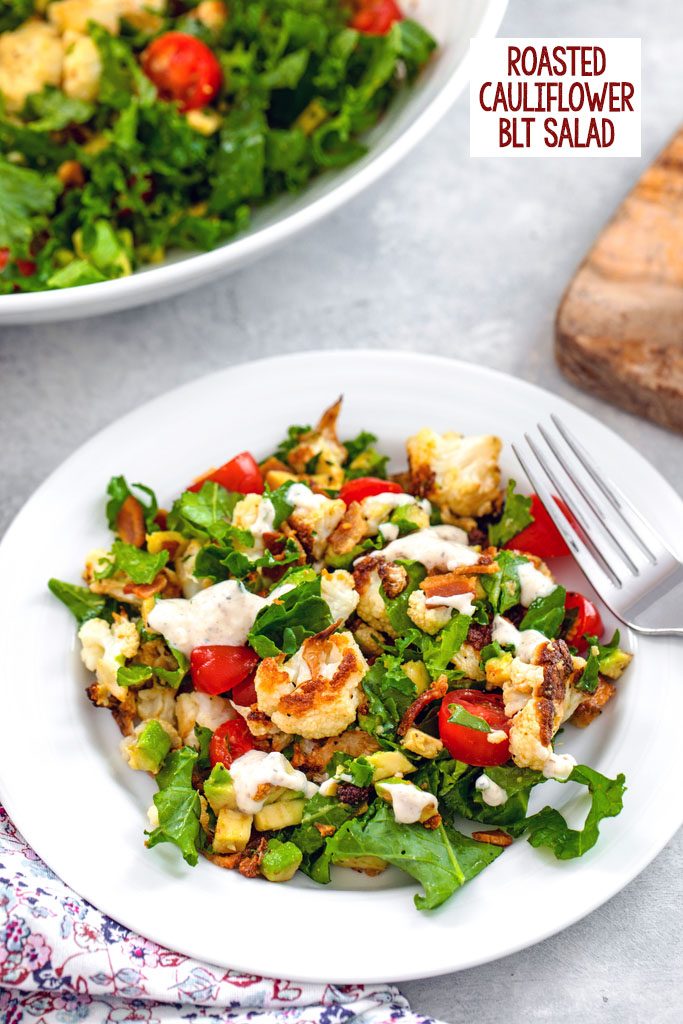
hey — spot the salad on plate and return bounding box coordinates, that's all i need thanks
[0,1,435,293]
[49,399,631,910]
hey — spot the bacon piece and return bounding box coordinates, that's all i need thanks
[116,495,146,547]
[420,572,476,599]
[123,574,167,599]
[472,829,513,847]
[397,675,449,737]
[571,677,617,728]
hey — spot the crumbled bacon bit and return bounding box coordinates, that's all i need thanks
[397,675,449,737]
[337,783,372,806]
[423,813,442,830]
[420,572,476,599]
[467,622,493,650]
[116,495,146,547]
[472,829,513,847]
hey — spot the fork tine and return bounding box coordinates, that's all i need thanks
[512,442,621,599]
[523,434,624,586]
[536,423,642,576]
[551,414,664,564]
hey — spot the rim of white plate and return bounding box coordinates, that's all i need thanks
[0,350,680,983]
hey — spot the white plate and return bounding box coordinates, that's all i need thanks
[0,350,681,983]
[0,1,506,325]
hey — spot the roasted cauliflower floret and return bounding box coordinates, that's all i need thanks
[48,0,120,34]
[255,631,368,738]
[0,20,64,113]
[321,569,359,624]
[62,31,101,101]
[136,684,177,727]
[359,494,429,536]
[503,640,585,777]
[78,615,139,702]
[407,590,451,635]
[175,692,234,745]
[289,493,345,561]
[285,398,347,490]
[407,428,502,518]
[451,641,485,682]
[352,557,396,637]
[232,493,275,556]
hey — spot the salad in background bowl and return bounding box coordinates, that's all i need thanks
[0,0,507,322]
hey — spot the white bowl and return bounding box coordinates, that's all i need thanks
[0,0,507,324]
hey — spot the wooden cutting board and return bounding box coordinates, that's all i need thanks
[556,130,683,434]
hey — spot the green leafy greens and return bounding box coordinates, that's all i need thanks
[146,748,202,866]
[326,802,502,910]
[488,479,533,547]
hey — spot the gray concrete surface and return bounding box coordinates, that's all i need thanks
[1,0,681,1021]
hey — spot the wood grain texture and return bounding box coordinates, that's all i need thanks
[556,130,683,433]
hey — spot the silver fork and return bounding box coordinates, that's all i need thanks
[512,415,683,638]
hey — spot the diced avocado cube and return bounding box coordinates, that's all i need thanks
[213,807,253,853]
[599,648,633,680]
[261,839,303,882]
[402,660,430,695]
[126,720,171,773]
[325,546,363,570]
[402,726,443,759]
[390,503,429,535]
[254,798,305,832]
[204,764,236,814]
[366,750,416,781]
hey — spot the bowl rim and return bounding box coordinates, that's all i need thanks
[0,0,507,322]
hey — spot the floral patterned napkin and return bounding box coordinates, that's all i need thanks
[0,806,438,1024]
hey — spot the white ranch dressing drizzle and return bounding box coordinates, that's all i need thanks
[475,775,508,807]
[379,522,400,542]
[516,561,558,607]
[286,483,330,509]
[542,752,577,781]
[492,615,548,663]
[229,750,318,814]
[361,525,479,570]
[380,782,438,824]
[425,591,476,616]
[148,579,291,656]
[362,492,431,513]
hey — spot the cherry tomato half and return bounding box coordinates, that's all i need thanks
[188,451,264,494]
[190,645,259,695]
[209,718,255,768]
[339,477,403,505]
[504,494,572,559]
[564,592,604,652]
[0,248,10,272]
[141,32,222,112]
[351,0,403,34]
[232,670,258,707]
[438,689,511,767]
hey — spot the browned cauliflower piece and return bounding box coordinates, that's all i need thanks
[254,631,367,738]
[407,428,502,518]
